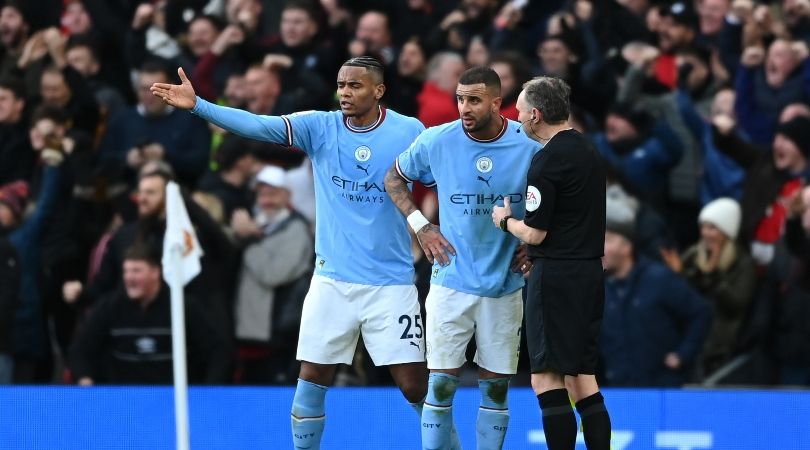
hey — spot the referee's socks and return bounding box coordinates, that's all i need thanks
[477,378,510,449]
[291,378,327,449]
[576,391,611,450]
[537,388,577,450]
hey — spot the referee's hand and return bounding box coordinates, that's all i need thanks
[492,197,513,228]
[416,224,456,266]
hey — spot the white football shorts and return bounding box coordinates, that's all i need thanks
[296,275,426,366]
[425,284,523,375]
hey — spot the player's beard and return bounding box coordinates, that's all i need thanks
[464,111,493,133]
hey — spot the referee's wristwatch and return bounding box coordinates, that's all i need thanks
[499,215,512,232]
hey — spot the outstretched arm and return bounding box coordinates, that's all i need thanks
[384,164,455,266]
[151,67,294,146]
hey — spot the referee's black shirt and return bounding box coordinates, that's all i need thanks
[523,129,606,260]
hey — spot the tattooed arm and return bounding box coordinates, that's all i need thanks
[384,165,455,266]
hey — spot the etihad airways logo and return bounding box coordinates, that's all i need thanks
[331,176,385,192]
[332,175,386,204]
[450,193,523,216]
[449,193,523,205]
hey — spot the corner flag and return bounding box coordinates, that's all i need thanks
[161,181,202,450]
[162,181,202,285]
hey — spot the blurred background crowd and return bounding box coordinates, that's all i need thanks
[1,0,810,388]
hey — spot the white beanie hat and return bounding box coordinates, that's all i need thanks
[698,197,741,239]
[255,165,288,190]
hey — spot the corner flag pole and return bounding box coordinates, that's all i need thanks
[163,181,201,450]
[169,242,191,450]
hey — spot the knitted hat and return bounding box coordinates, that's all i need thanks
[0,181,29,219]
[698,197,741,239]
[606,192,637,243]
[776,116,810,158]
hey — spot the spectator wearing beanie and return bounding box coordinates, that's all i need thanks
[0,160,63,382]
[601,198,711,386]
[679,198,757,375]
[713,115,810,266]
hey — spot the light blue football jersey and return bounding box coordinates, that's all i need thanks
[192,98,425,285]
[396,118,541,297]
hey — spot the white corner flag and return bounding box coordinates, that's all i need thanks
[162,181,203,450]
[163,181,203,285]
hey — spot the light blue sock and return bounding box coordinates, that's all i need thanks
[291,378,327,450]
[476,378,510,450]
[411,397,462,450]
[422,373,460,450]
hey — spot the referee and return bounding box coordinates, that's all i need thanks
[492,76,611,450]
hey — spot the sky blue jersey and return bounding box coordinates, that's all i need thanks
[192,98,425,285]
[396,118,541,297]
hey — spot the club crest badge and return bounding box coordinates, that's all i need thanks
[476,156,493,173]
[355,146,372,162]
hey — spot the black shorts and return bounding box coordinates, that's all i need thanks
[525,258,604,375]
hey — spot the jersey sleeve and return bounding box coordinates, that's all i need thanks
[282,110,327,156]
[524,150,558,231]
[395,132,436,187]
[191,97,323,156]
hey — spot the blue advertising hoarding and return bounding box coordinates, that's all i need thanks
[0,387,808,449]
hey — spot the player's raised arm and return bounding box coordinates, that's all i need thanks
[384,164,455,266]
[150,67,294,146]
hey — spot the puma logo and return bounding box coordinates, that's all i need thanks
[477,175,492,187]
[356,164,369,175]
[410,341,420,349]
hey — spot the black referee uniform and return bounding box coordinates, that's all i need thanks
[523,128,606,375]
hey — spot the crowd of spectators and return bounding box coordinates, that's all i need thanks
[1,0,810,388]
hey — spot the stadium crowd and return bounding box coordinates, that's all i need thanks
[0,0,809,388]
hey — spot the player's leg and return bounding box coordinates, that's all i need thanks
[291,362,335,450]
[360,283,462,449]
[388,362,463,450]
[525,260,577,450]
[473,290,523,450]
[476,367,511,450]
[388,362,428,403]
[421,285,476,450]
[292,276,362,450]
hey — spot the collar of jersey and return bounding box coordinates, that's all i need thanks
[463,116,507,143]
[343,106,386,133]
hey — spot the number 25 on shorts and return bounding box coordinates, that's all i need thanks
[398,314,423,339]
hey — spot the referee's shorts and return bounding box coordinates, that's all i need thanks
[525,257,604,375]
